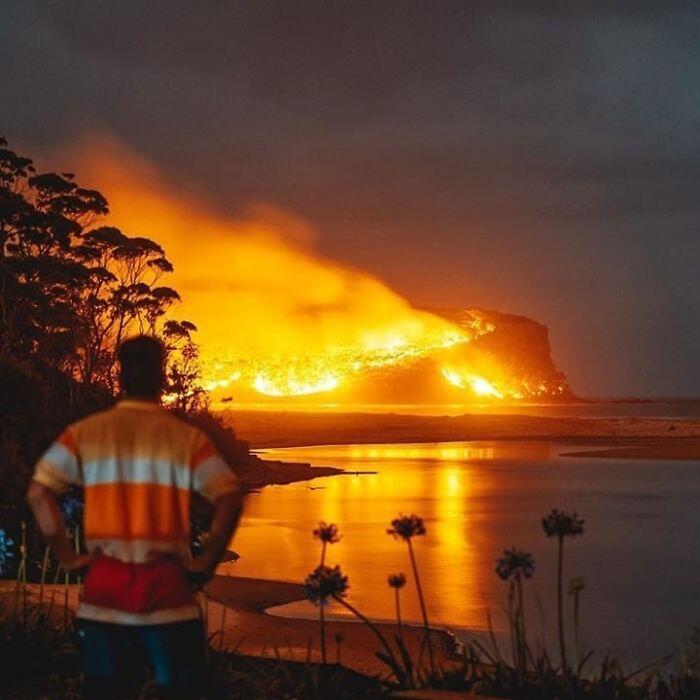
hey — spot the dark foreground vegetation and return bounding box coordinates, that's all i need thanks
[0,612,385,700]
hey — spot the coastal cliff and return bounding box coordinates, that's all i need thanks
[336,307,572,403]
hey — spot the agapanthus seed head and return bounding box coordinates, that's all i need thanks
[313,521,341,545]
[304,564,349,606]
[388,514,426,540]
[541,509,585,539]
[495,547,535,581]
[388,572,407,589]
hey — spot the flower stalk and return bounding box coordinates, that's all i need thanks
[496,546,534,673]
[542,509,585,673]
[388,572,407,642]
[388,514,435,678]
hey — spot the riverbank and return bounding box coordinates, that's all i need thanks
[564,442,700,460]
[240,456,345,489]
[224,409,700,455]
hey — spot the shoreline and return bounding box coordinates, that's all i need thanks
[240,413,700,491]
[240,458,346,490]
[227,410,700,462]
[205,574,459,676]
[226,410,700,450]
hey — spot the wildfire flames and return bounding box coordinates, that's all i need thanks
[67,137,568,404]
[441,369,506,399]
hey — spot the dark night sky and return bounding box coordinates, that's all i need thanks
[2,1,700,396]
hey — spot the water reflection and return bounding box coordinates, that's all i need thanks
[231,442,543,632]
[229,441,700,662]
[262,441,552,463]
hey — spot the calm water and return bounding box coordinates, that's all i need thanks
[228,441,700,663]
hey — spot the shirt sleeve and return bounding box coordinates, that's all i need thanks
[191,432,239,502]
[33,428,82,494]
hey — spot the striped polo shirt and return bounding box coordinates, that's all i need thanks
[33,399,238,624]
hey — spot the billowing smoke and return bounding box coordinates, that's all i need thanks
[64,136,469,399]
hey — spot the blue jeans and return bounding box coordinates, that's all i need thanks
[78,619,205,699]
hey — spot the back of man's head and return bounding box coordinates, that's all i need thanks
[118,336,166,398]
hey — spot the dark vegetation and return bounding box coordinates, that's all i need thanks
[0,136,247,576]
[0,610,387,699]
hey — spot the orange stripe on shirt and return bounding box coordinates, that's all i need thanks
[84,482,190,542]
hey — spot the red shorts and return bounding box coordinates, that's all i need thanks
[83,556,196,614]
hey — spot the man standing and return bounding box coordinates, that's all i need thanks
[27,336,242,699]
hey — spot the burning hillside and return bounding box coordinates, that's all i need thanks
[202,307,571,404]
[65,137,572,406]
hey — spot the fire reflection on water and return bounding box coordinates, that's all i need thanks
[226,442,555,633]
[224,440,700,662]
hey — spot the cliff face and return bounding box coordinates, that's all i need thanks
[433,308,572,399]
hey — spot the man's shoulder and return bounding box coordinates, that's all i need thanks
[69,402,206,448]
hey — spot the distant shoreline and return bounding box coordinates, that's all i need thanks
[225,409,700,454]
[214,397,700,412]
[563,443,700,460]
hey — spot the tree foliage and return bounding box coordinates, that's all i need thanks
[0,137,195,390]
[0,136,206,509]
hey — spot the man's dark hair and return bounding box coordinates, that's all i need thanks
[117,336,166,397]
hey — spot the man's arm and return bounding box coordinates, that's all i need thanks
[185,490,243,580]
[27,480,92,571]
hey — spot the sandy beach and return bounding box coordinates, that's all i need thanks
[226,409,700,460]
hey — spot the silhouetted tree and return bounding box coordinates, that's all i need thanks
[0,136,206,516]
